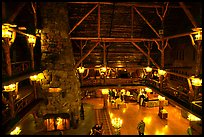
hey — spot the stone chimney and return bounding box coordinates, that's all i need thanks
[38,2,81,117]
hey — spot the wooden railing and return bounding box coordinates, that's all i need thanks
[82,72,202,117]
[15,91,35,114]
[2,61,32,80]
[2,91,35,125]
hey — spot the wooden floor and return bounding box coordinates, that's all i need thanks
[82,97,190,135]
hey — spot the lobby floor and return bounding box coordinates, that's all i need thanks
[6,97,190,135]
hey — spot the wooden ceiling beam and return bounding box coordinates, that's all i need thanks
[74,41,100,70]
[70,37,160,42]
[2,2,6,21]
[163,31,198,40]
[98,4,100,38]
[69,4,98,35]
[8,2,26,23]
[67,2,190,8]
[134,6,161,38]
[179,2,198,28]
[131,42,160,68]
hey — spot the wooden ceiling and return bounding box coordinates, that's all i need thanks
[66,2,201,69]
[2,2,202,70]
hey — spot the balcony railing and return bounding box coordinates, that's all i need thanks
[2,61,32,80]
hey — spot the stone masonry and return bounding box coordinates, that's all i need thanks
[38,2,81,118]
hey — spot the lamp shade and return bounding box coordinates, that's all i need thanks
[158,69,166,75]
[78,66,85,73]
[191,76,202,86]
[145,66,152,72]
[30,75,38,81]
[28,35,36,47]
[4,84,16,91]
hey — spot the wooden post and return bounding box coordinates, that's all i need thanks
[194,40,202,99]
[103,44,107,85]
[103,94,108,109]
[9,91,15,118]
[33,81,37,99]
[195,41,202,75]
[2,38,12,76]
[29,44,35,70]
[159,41,165,91]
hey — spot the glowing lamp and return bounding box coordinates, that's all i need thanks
[37,73,45,80]
[111,117,123,129]
[102,89,109,94]
[4,84,16,92]
[10,127,21,135]
[145,66,152,72]
[190,76,202,86]
[30,75,38,81]
[158,95,165,100]
[158,69,166,76]
[100,67,107,73]
[28,35,36,47]
[195,31,202,41]
[78,66,85,73]
[192,28,202,41]
[187,113,201,121]
[2,27,12,38]
[145,87,152,92]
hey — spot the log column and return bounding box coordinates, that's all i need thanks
[2,38,12,76]
[28,44,35,70]
[193,40,202,99]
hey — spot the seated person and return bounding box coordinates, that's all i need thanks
[91,124,102,135]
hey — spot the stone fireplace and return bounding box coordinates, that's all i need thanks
[36,2,82,131]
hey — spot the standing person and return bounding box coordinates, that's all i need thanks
[137,120,145,135]
[187,126,193,135]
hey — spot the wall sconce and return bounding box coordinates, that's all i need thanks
[158,69,166,76]
[195,31,202,41]
[192,28,202,41]
[27,35,36,47]
[36,28,42,37]
[99,66,107,75]
[190,76,202,86]
[145,66,152,72]
[78,66,85,73]
[37,73,45,80]
[2,23,17,45]
[30,75,38,81]
[3,83,16,92]
[2,26,12,38]
[30,73,45,81]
